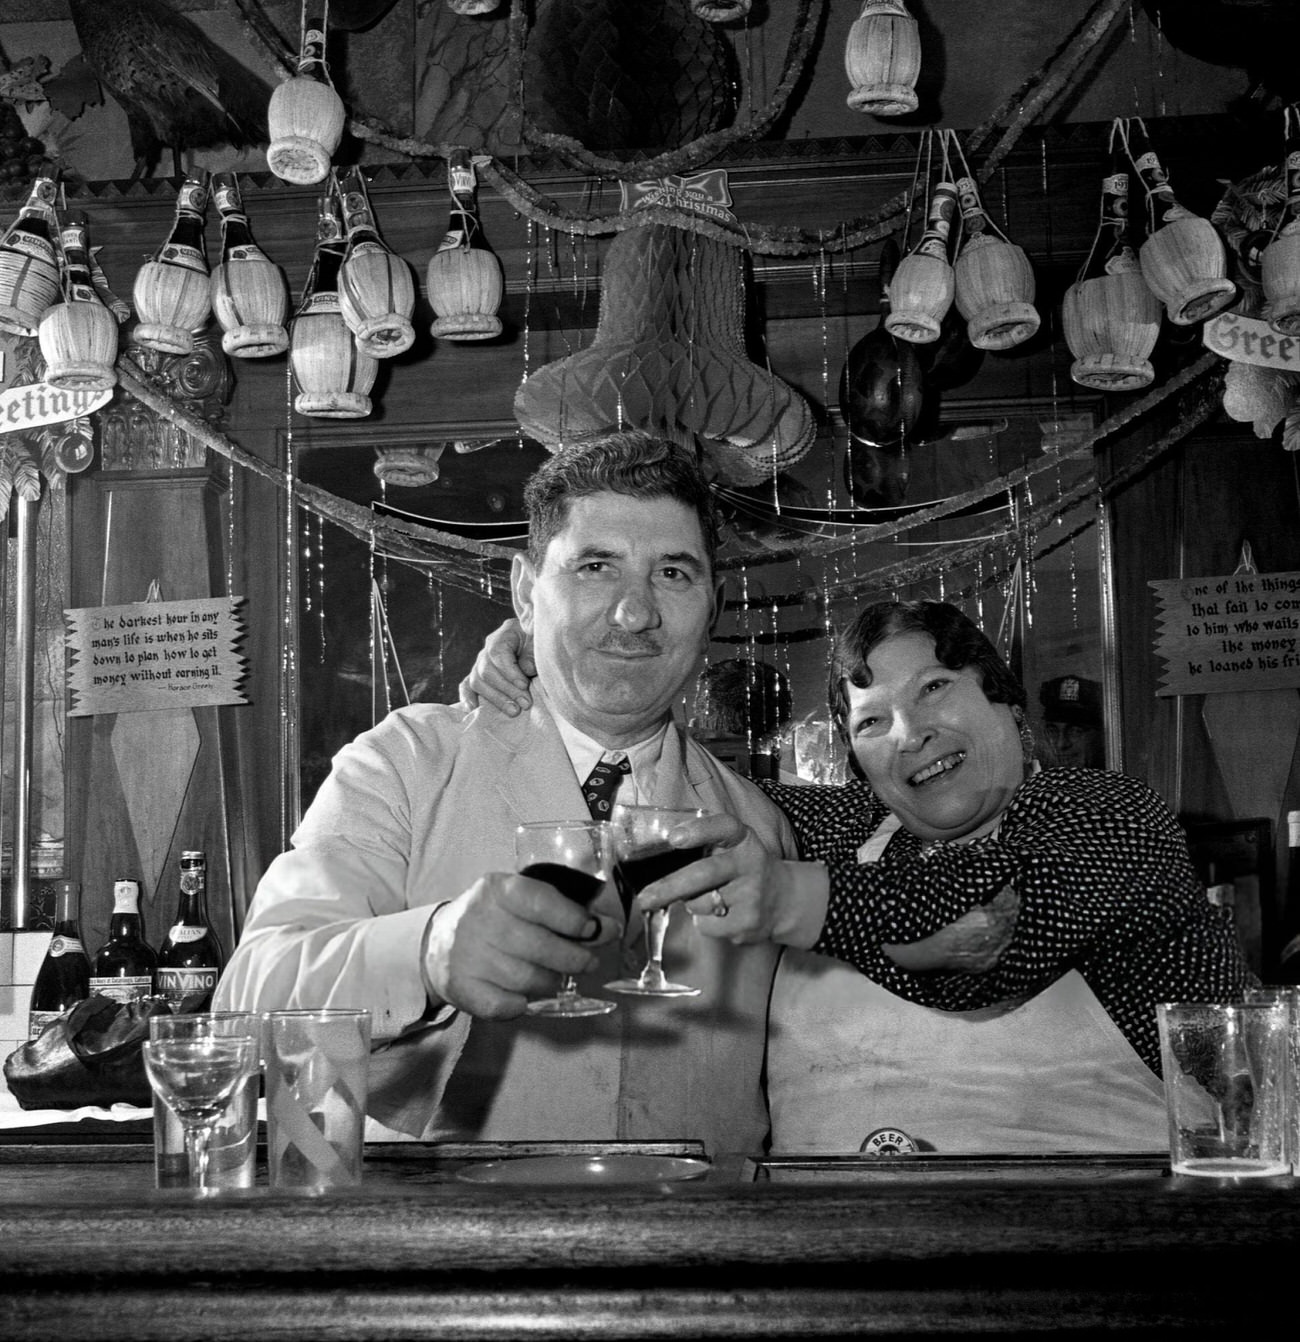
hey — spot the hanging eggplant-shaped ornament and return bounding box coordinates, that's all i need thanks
[840,237,924,509]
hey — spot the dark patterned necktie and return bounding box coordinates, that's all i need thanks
[582,755,631,820]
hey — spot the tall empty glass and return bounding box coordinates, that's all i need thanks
[1244,985,1300,1173]
[1156,1000,1289,1177]
[150,1011,261,1190]
[263,1008,372,1193]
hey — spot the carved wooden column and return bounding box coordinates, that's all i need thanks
[66,334,250,960]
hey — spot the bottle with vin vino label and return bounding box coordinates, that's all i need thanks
[157,850,224,1010]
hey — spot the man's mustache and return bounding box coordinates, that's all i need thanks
[596,634,662,656]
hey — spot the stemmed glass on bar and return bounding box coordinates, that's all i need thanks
[516,818,618,1018]
[605,803,706,998]
[142,1033,258,1194]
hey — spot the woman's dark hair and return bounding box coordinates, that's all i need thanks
[524,430,718,574]
[828,599,1027,747]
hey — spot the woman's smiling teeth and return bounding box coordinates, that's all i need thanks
[909,751,966,786]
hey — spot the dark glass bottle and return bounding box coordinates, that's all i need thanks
[0,174,60,336]
[156,172,210,274]
[210,170,288,357]
[336,164,415,356]
[90,879,158,1003]
[156,851,224,1010]
[298,192,347,316]
[28,880,91,1038]
[1080,147,1141,281]
[1127,120,1194,230]
[57,214,100,304]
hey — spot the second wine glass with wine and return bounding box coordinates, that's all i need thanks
[516,819,617,1018]
[606,803,708,998]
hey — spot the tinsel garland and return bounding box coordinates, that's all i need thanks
[115,359,514,602]
[714,351,1226,569]
[227,0,1132,257]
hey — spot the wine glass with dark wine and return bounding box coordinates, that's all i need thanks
[142,1035,258,1194]
[516,819,617,1018]
[605,803,707,998]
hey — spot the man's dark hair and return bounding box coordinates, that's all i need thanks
[828,599,1027,745]
[523,430,718,572]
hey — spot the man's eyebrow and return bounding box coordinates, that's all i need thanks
[659,550,705,570]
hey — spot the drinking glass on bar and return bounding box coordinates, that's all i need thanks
[516,819,617,1018]
[143,1033,258,1195]
[150,1011,261,1190]
[605,803,707,998]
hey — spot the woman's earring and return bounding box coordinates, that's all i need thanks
[1011,705,1037,764]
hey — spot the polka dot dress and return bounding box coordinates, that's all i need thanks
[761,769,1250,1075]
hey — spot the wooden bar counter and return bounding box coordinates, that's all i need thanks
[0,1139,1297,1339]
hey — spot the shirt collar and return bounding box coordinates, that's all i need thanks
[552,712,670,806]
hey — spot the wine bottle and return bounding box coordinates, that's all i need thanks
[209,170,289,358]
[38,211,119,391]
[131,171,212,355]
[90,879,158,1003]
[28,880,91,1038]
[267,16,345,186]
[427,148,503,340]
[156,850,225,1011]
[1061,145,1161,393]
[336,164,415,358]
[291,188,377,418]
[0,174,61,337]
[884,181,957,344]
[1128,118,1235,325]
[1278,810,1300,984]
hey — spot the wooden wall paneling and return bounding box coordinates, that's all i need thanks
[64,469,243,959]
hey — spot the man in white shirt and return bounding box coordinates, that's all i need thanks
[215,430,795,1152]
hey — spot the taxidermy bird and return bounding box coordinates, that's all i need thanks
[67,0,272,179]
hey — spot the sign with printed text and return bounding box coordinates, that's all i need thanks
[64,597,248,716]
[1202,312,1300,370]
[1150,572,1300,697]
[0,381,112,431]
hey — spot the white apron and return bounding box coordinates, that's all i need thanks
[767,816,1168,1154]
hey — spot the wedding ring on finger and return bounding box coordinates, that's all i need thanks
[708,890,729,918]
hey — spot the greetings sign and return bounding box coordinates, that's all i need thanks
[65,597,248,716]
[1150,572,1300,697]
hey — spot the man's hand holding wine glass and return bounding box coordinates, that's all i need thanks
[422,866,622,1020]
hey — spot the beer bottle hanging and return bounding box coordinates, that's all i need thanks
[427,148,503,341]
[291,186,377,418]
[209,171,290,358]
[0,175,61,337]
[1261,104,1300,336]
[1061,122,1161,392]
[267,12,346,186]
[132,172,212,356]
[39,210,120,391]
[336,165,415,358]
[1126,117,1236,326]
[948,133,1039,351]
[885,146,957,344]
